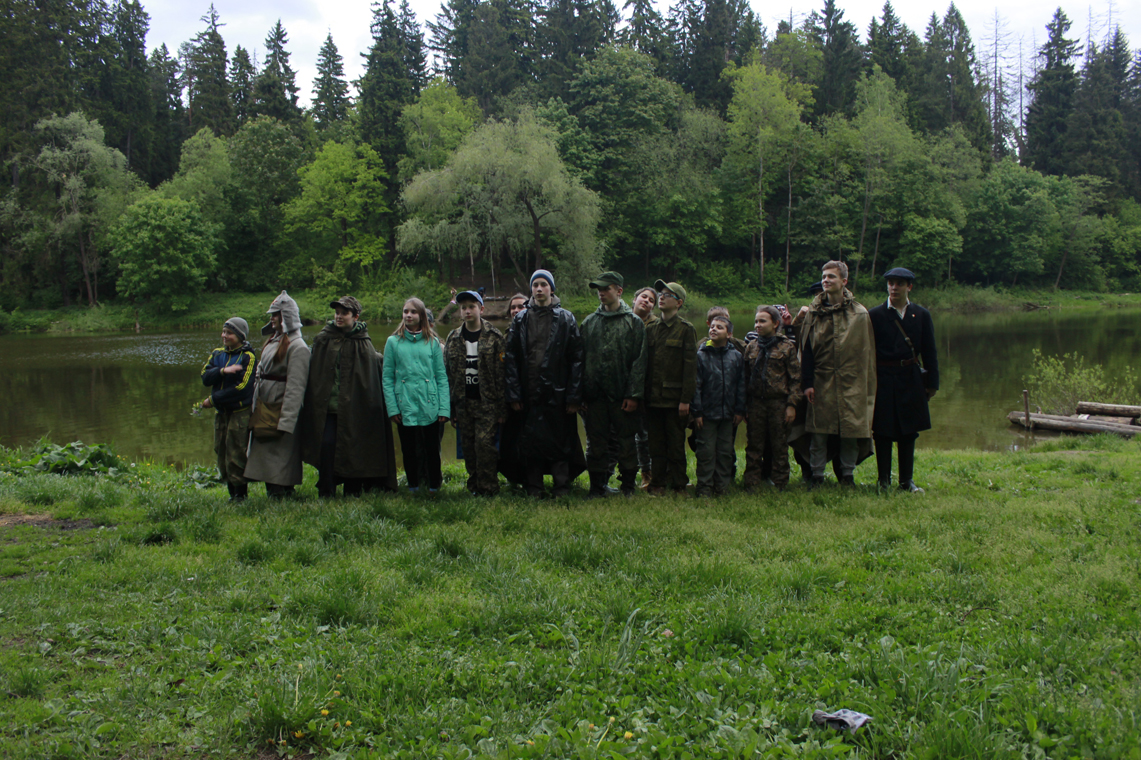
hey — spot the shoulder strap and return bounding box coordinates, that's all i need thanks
[892,318,919,363]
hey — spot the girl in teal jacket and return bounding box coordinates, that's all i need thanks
[383,297,451,492]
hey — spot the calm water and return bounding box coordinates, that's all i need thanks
[2,307,1138,466]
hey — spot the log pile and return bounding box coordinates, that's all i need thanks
[1008,397,1141,437]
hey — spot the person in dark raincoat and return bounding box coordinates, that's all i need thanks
[869,268,939,493]
[504,270,586,497]
[301,296,398,496]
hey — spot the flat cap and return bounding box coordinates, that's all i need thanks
[330,295,363,314]
[883,267,916,281]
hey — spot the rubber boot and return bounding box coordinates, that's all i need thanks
[619,468,638,497]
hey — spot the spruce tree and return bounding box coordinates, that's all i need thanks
[107,0,152,173]
[311,34,351,133]
[358,0,420,255]
[1064,41,1126,196]
[252,20,302,123]
[182,4,233,136]
[397,0,429,94]
[1024,8,1079,176]
[229,46,256,129]
[454,0,535,113]
[675,0,763,114]
[619,0,670,73]
[810,0,863,119]
[536,0,617,101]
[146,44,185,185]
[428,0,481,87]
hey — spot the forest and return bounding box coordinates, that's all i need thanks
[2,0,1141,313]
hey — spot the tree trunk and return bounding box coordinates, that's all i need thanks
[785,166,793,292]
[134,307,140,334]
[870,216,882,282]
[523,197,542,271]
[758,150,764,288]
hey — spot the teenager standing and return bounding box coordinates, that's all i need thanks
[383,297,451,493]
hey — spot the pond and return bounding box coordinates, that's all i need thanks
[1,306,1138,467]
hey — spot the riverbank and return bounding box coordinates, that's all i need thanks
[4,285,1141,335]
[1,437,1138,758]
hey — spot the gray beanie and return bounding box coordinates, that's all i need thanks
[530,269,555,291]
[223,317,249,341]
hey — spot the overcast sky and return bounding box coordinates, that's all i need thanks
[142,0,1139,108]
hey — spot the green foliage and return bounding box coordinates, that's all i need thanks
[397,78,481,180]
[281,140,389,287]
[1024,349,1141,415]
[109,195,217,311]
[1,440,132,478]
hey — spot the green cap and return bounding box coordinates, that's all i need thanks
[589,271,624,289]
[654,279,687,302]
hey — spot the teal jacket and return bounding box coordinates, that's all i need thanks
[382,329,451,426]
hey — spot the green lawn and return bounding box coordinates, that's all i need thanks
[0,437,1138,759]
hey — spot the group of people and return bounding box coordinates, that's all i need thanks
[199,259,938,501]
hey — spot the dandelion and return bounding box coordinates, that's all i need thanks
[336,673,342,679]
[321,709,329,716]
[334,722,340,728]
[293,730,305,739]
[334,690,341,696]
[624,731,633,740]
[345,721,352,727]
[526,740,534,746]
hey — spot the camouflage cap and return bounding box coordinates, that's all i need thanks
[589,271,624,289]
[329,295,362,315]
[653,279,687,302]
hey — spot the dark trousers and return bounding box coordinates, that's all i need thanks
[317,415,367,497]
[646,405,689,489]
[583,399,638,475]
[875,434,918,484]
[397,420,443,489]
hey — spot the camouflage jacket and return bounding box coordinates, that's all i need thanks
[444,322,508,419]
[645,313,698,407]
[580,300,647,402]
[743,335,803,408]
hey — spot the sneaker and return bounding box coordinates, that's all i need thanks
[407,486,419,494]
[839,475,855,487]
[899,481,925,494]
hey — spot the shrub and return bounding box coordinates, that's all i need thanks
[1024,350,1141,415]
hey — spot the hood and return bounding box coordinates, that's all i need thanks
[263,290,302,335]
[592,299,633,318]
[810,289,855,313]
[324,319,368,337]
[699,340,730,353]
[527,294,562,310]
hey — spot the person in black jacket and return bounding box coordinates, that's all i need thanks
[504,270,586,497]
[201,317,256,501]
[868,268,939,493]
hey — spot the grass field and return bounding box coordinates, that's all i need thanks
[1,436,1139,759]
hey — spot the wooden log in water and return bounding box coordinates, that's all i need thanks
[1075,401,1141,418]
[1007,411,1139,437]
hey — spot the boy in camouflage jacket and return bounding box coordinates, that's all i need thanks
[444,291,508,495]
[743,306,802,490]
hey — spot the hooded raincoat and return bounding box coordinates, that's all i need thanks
[504,295,586,466]
[245,292,311,486]
[799,290,877,438]
[301,320,398,486]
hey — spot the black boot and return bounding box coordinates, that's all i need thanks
[619,468,638,497]
[587,471,609,499]
[229,482,248,502]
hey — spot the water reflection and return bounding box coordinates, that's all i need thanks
[1,306,1138,465]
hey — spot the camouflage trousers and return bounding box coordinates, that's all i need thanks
[214,407,251,486]
[456,400,501,495]
[744,398,790,488]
